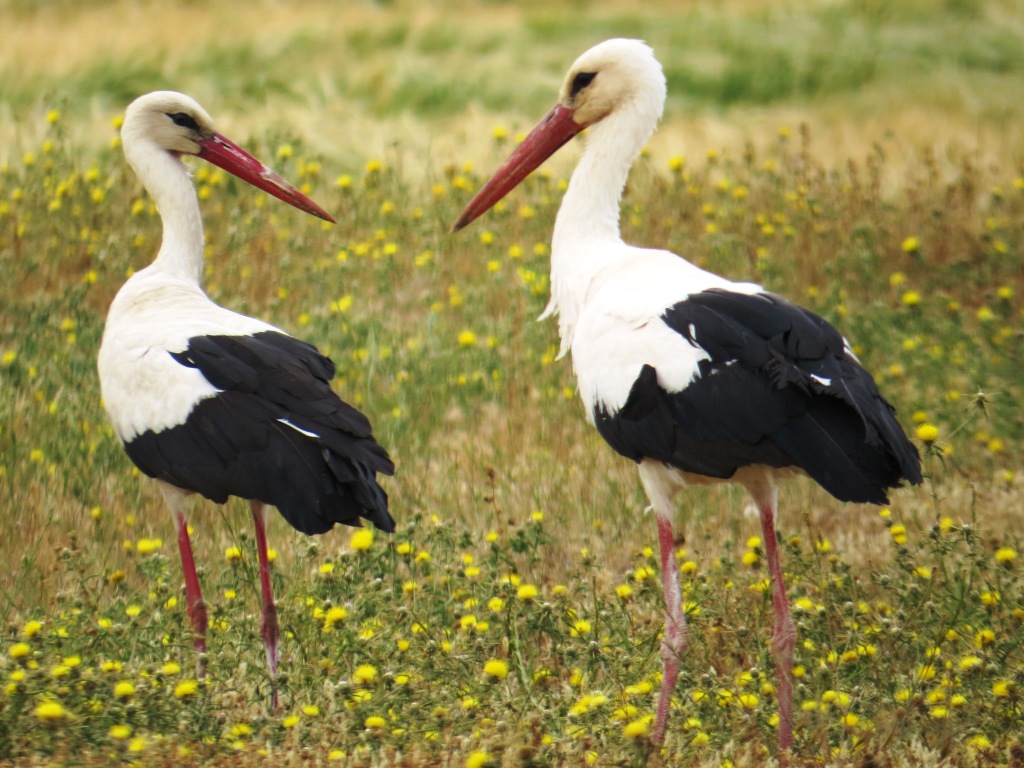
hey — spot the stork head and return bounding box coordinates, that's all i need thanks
[452,39,666,232]
[122,91,334,223]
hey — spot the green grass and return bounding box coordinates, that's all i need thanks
[1,0,1024,765]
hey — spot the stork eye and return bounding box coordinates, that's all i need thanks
[168,112,200,132]
[570,71,597,98]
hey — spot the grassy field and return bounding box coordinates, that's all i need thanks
[1,0,1023,765]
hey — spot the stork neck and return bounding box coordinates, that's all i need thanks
[552,117,635,249]
[545,108,651,349]
[130,145,206,285]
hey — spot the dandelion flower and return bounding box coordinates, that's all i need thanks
[324,606,348,626]
[516,584,538,600]
[916,424,939,443]
[890,524,908,546]
[353,664,378,685]
[901,290,921,307]
[114,681,136,699]
[109,724,132,740]
[975,629,995,648]
[364,715,386,729]
[33,701,65,720]
[466,751,491,768]
[483,659,509,680]
[992,680,1012,697]
[174,680,198,699]
[570,620,591,636]
[349,528,373,551]
[625,680,653,696]
[995,547,1017,564]
[224,546,242,561]
[9,643,30,659]
[623,718,651,738]
[136,538,162,555]
[959,655,982,671]
[915,664,937,681]
[634,565,655,581]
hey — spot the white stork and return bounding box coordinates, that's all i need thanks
[99,92,395,706]
[453,40,921,753]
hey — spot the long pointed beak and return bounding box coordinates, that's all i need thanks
[451,103,585,232]
[197,133,335,224]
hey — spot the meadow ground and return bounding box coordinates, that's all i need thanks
[0,0,1023,765]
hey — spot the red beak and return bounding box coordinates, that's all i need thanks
[197,133,335,224]
[451,103,585,232]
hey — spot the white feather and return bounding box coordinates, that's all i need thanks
[98,267,280,441]
[569,245,762,419]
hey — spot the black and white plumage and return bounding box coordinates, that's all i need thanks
[454,39,921,753]
[123,331,393,536]
[98,91,394,706]
[596,288,919,503]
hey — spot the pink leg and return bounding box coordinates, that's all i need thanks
[639,463,688,745]
[653,514,687,744]
[161,485,208,670]
[250,501,280,710]
[755,486,796,757]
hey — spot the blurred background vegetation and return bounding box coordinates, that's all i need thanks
[3,0,1024,173]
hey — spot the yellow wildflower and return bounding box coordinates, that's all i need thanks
[353,664,378,685]
[34,701,65,720]
[349,528,373,551]
[483,659,509,680]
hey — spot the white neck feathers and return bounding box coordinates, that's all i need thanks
[544,82,664,356]
[124,139,205,286]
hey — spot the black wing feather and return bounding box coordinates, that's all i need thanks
[595,289,921,504]
[126,331,394,534]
